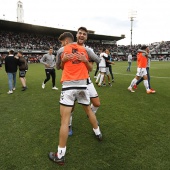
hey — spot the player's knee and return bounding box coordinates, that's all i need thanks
[93,101,100,107]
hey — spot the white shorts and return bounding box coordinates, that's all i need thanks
[106,67,110,75]
[136,68,147,77]
[60,86,90,107]
[87,83,98,98]
[99,67,106,73]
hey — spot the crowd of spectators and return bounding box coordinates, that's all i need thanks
[0,31,60,50]
[0,30,170,62]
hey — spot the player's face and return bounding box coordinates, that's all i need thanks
[60,40,65,47]
[106,49,110,54]
[146,47,149,53]
[76,29,87,45]
[17,52,22,57]
[49,49,53,54]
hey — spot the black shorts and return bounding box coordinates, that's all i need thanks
[19,70,26,77]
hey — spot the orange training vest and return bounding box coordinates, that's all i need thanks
[61,43,89,82]
[137,52,147,68]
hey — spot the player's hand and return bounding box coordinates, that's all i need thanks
[45,64,50,67]
[62,53,74,63]
[75,52,88,63]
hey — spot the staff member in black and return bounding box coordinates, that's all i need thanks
[5,49,18,94]
[15,51,28,91]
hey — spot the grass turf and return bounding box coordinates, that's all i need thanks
[0,61,170,170]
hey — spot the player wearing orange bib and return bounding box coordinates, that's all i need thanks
[49,32,102,165]
[128,45,155,94]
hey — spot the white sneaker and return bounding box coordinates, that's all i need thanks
[42,83,45,89]
[13,88,16,90]
[128,87,135,93]
[52,86,58,90]
[7,90,13,94]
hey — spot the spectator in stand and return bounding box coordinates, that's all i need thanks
[1,30,170,60]
[5,49,18,94]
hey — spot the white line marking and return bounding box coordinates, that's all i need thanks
[113,72,170,79]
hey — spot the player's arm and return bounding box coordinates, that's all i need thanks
[5,57,8,72]
[85,47,100,64]
[40,54,50,67]
[105,58,115,65]
[56,48,63,70]
[106,59,115,65]
[75,52,93,71]
[103,53,115,65]
[56,47,69,70]
[138,49,149,58]
[60,53,74,70]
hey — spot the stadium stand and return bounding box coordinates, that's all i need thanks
[0,19,170,62]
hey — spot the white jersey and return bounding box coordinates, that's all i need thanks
[99,52,108,67]
[128,54,132,62]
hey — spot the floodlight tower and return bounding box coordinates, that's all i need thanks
[128,10,137,47]
[17,1,24,22]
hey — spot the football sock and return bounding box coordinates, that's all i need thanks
[93,126,101,135]
[96,73,101,82]
[69,114,73,127]
[58,146,66,158]
[143,80,149,90]
[99,74,104,85]
[91,104,99,114]
[129,78,138,88]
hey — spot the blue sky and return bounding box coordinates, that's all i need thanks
[0,0,169,45]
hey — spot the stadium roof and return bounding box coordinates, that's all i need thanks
[0,19,125,42]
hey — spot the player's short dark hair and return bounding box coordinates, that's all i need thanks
[18,51,23,55]
[102,48,106,52]
[77,27,88,33]
[141,45,148,50]
[9,49,14,54]
[58,32,74,41]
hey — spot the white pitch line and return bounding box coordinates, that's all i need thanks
[92,69,170,79]
[113,72,170,79]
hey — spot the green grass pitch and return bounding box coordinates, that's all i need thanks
[0,61,170,170]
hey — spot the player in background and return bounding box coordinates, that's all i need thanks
[15,51,28,91]
[127,45,155,94]
[133,49,156,92]
[102,49,115,86]
[94,50,101,78]
[95,48,108,86]
[127,53,132,72]
[48,32,102,165]
[40,47,58,90]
